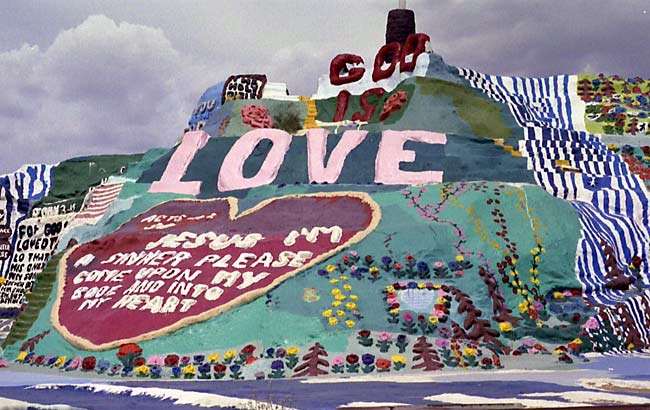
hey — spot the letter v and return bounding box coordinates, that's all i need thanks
[307,128,367,184]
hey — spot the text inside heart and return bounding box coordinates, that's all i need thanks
[52,192,380,350]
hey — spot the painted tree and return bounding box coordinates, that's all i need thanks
[411,336,443,371]
[578,79,594,102]
[292,342,329,377]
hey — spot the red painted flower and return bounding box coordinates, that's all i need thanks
[346,354,359,364]
[81,356,96,371]
[133,357,146,367]
[164,354,179,367]
[376,358,391,370]
[241,344,256,355]
[116,343,142,358]
[358,330,371,338]
[214,363,227,373]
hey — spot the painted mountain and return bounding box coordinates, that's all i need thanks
[1,6,650,389]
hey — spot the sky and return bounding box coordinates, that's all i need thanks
[0,0,649,174]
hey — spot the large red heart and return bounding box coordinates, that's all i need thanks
[52,192,380,350]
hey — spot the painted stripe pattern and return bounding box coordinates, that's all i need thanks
[73,181,123,223]
[459,67,650,352]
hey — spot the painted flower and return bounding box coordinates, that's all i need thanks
[329,278,339,285]
[224,350,237,361]
[182,364,196,377]
[331,300,341,307]
[498,322,513,332]
[378,332,392,342]
[463,347,478,357]
[455,254,465,262]
[362,354,375,365]
[583,316,599,330]
[54,356,67,368]
[349,294,359,301]
[213,363,226,374]
[343,284,352,292]
[345,319,356,328]
[135,364,150,376]
[328,317,339,326]
[433,261,445,268]
[403,312,414,323]
[286,347,299,356]
[207,353,220,363]
[435,338,450,349]
[391,355,406,365]
[376,358,391,370]
[271,360,284,370]
[345,302,357,311]
[322,309,333,318]
[428,315,439,325]
[385,285,395,293]
[346,354,359,364]
[326,264,336,273]
[332,356,344,366]
[275,348,287,358]
[336,309,345,317]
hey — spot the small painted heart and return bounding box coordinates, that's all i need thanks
[53,192,380,350]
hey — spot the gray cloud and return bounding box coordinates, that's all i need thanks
[0,1,648,173]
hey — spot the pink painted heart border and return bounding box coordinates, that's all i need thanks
[51,192,381,350]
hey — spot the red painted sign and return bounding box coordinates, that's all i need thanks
[52,193,380,350]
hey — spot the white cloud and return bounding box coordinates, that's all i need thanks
[0,15,214,174]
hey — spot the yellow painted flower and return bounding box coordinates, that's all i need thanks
[339,275,348,281]
[463,347,478,357]
[417,282,426,289]
[329,278,339,285]
[343,284,352,292]
[385,285,395,293]
[331,288,341,296]
[54,355,66,368]
[345,302,357,311]
[521,289,528,296]
[534,256,541,263]
[433,284,441,289]
[335,293,347,301]
[287,346,299,356]
[349,294,359,301]
[0,277,6,286]
[182,364,196,375]
[328,317,338,326]
[511,257,518,265]
[529,268,538,274]
[455,254,464,262]
[224,349,237,360]
[628,343,635,350]
[207,353,220,363]
[15,351,27,362]
[336,309,345,317]
[498,322,513,332]
[570,338,583,345]
[322,309,333,318]
[428,315,439,325]
[436,296,446,305]
[389,307,400,316]
[369,266,379,274]
[326,264,336,273]
[345,319,356,328]
[532,278,541,286]
[553,291,564,299]
[135,364,150,376]
[391,354,406,364]
[518,301,529,314]
[331,300,342,307]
